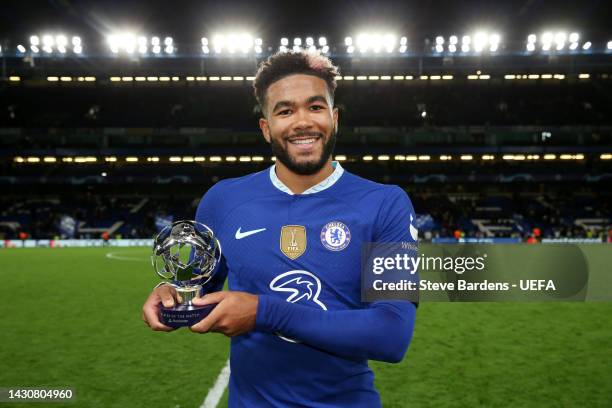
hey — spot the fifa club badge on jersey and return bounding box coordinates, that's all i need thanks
[320,221,351,251]
[280,225,307,260]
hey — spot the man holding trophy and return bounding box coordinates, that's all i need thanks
[142,50,418,407]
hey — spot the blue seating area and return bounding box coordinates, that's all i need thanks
[1,187,609,241]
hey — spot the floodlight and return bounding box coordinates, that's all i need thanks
[30,35,40,46]
[281,38,288,46]
[226,34,238,53]
[473,32,487,52]
[56,35,67,47]
[449,35,458,45]
[138,36,147,46]
[489,34,500,52]
[356,33,368,50]
[554,32,566,44]
[435,36,444,45]
[569,32,579,43]
[124,34,136,54]
[554,32,566,50]
[42,35,54,47]
[582,41,591,50]
[371,33,383,52]
[461,35,471,52]
[345,36,353,46]
[106,35,119,54]
[319,37,327,46]
[383,34,395,52]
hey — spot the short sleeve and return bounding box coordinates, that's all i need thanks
[374,186,418,243]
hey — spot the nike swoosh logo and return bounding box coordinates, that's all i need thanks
[235,227,267,240]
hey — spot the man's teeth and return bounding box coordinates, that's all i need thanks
[290,138,315,145]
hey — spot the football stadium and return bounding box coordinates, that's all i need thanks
[1,1,611,407]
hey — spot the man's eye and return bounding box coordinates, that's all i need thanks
[278,110,291,115]
[310,105,324,111]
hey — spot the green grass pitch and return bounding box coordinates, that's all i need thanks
[0,248,610,407]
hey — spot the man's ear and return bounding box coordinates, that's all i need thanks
[259,117,271,143]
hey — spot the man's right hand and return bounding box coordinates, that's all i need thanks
[141,284,181,331]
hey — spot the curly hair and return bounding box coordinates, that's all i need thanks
[253,51,339,115]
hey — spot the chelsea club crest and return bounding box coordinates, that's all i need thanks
[320,221,351,251]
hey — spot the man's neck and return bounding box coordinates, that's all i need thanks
[275,160,335,194]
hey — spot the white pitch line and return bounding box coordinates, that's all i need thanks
[105,251,148,262]
[200,359,230,408]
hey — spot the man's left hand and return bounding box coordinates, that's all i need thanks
[190,291,258,337]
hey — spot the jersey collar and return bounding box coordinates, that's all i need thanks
[269,161,344,195]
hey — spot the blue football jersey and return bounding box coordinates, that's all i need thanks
[196,162,417,408]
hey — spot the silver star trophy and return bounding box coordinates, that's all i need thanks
[152,220,222,328]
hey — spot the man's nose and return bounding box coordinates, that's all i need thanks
[291,108,313,130]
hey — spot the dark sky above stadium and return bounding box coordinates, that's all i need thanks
[1,0,611,43]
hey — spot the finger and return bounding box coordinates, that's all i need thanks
[149,320,175,332]
[142,299,174,332]
[190,303,225,333]
[158,286,179,308]
[192,291,227,306]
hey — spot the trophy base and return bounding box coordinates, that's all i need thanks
[159,303,215,328]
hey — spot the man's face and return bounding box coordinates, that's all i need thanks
[259,74,338,175]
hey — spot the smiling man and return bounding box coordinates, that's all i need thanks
[142,51,418,407]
